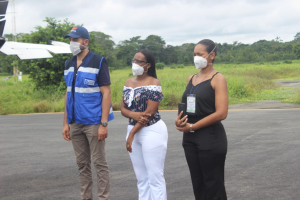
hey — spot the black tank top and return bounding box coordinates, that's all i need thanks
[181,72,219,123]
[181,72,227,150]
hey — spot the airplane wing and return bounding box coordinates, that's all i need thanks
[0,0,71,59]
[0,40,71,59]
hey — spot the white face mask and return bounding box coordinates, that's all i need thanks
[194,56,209,69]
[69,41,87,56]
[194,46,216,69]
[132,63,147,76]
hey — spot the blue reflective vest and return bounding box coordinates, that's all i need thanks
[64,51,114,125]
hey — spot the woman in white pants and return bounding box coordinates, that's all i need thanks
[121,49,168,200]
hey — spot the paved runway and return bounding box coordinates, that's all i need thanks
[1,109,300,200]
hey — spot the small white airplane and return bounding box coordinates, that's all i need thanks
[0,0,71,60]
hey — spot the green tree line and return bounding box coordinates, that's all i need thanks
[1,18,300,90]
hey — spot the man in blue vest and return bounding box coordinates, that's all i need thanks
[62,26,114,200]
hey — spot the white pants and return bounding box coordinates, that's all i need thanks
[126,120,168,200]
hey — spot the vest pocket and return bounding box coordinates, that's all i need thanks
[79,93,102,118]
[80,92,101,103]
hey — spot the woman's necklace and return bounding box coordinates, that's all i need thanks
[193,69,215,85]
[189,69,215,95]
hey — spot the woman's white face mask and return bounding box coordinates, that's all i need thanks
[69,41,87,56]
[132,63,147,76]
[193,46,216,69]
[194,56,209,69]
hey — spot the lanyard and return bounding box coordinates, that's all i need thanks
[189,69,214,95]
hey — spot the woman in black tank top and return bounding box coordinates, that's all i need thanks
[175,39,228,200]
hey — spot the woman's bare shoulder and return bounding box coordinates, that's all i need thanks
[214,73,227,82]
[211,72,227,89]
[148,77,161,86]
[124,78,135,87]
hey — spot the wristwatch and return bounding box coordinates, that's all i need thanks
[100,122,108,127]
[189,124,194,133]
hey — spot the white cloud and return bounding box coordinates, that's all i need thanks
[3,0,300,45]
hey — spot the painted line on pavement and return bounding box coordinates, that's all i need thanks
[3,107,300,116]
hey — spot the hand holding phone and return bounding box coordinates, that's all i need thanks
[178,103,186,119]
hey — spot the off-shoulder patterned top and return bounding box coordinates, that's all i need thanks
[123,85,164,127]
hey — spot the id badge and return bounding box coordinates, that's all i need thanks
[187,94,196,114]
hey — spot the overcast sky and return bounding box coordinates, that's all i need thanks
[3,0,300,46]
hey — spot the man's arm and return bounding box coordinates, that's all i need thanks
[98,85,111,141]
[62,90,71,141]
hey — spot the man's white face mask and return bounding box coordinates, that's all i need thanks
[69,41,87,56]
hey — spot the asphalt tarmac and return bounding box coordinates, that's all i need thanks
[1,108,300,200]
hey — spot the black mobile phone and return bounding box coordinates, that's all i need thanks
[178,103,186,119]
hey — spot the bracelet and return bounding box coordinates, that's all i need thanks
[189,124,194,133]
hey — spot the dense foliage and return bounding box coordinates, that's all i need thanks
[1,61,300,114]
[0,18,300,89]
